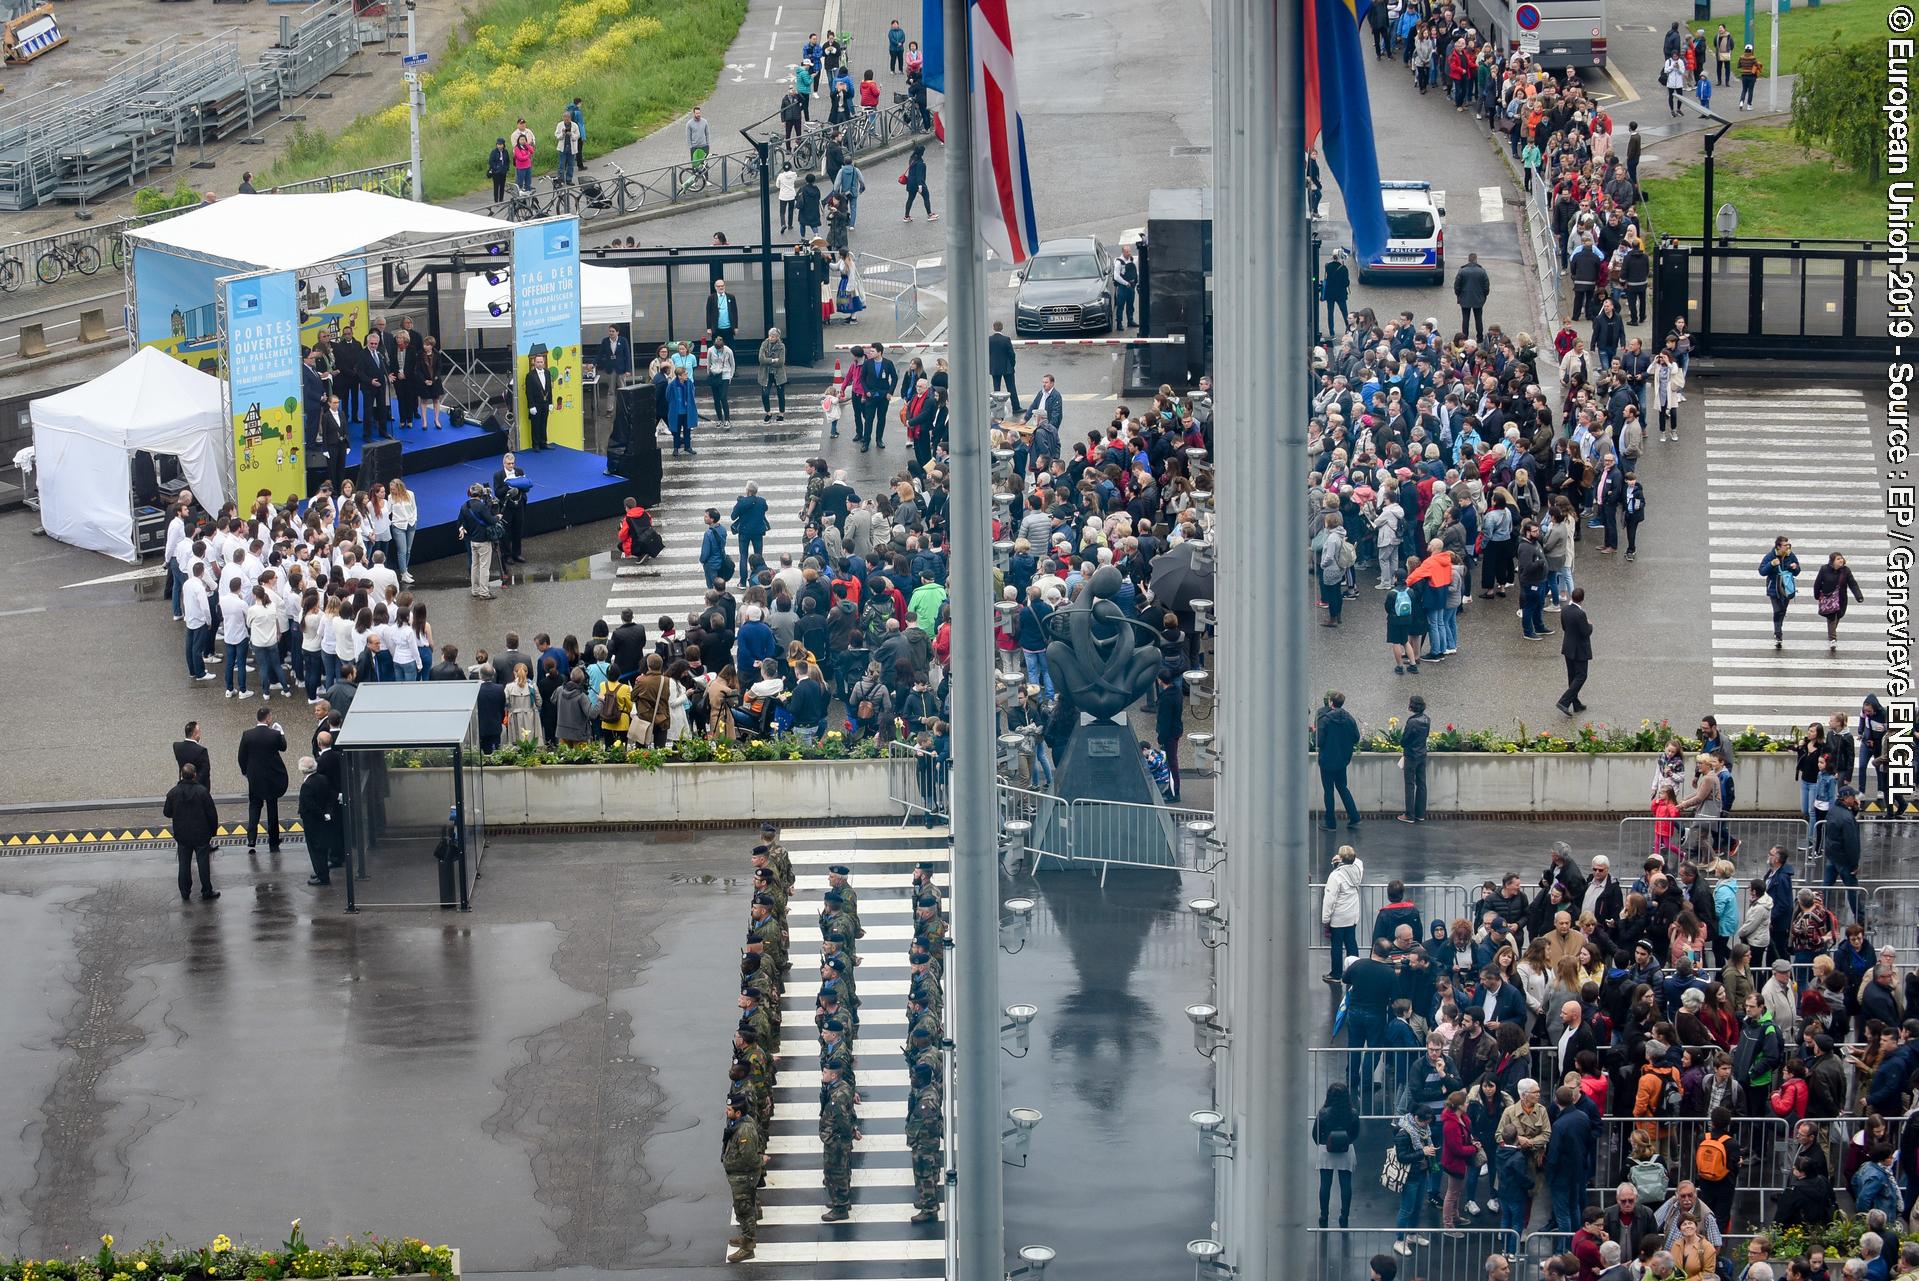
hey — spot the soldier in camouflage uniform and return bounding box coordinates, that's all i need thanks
[913,897,946,978]
[905,988,942,1047]
[723,1093,765,1261]
[822,932,859,1013]
[904,1023,942,1079]
[818,1061,859,1221]
[905,1059,944,1223]
[738,986,777,1052]
[820,957,856,1029]
[820,889,859,967]
[749,896,787,978]
[734,1026,773,1130]
[908,949,942,1018]
[752,864,787,919]
[910,859,942,903]
[757,825,795,894]
[818,1015,855,1091]
[825,864,862,926]
[742,952,781,1035]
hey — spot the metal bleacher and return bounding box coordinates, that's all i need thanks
[0,0,370,212]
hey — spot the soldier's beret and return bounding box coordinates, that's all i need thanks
[752,892,774,906]
[824,954,848,972]
[818,986,839,1002]
[820,1018,844,1033]
[829,864,850,876]
[824,888,845,903]
[912,1063,936,1085]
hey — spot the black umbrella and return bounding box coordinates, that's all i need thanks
[1147,538,1214,613]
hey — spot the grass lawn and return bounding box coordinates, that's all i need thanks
[265,0,746,202]
[1639,126,1881,241]
[1685,0,1892,75]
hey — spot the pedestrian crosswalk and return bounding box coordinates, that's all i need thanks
[1701,387,1885,733]
[604,420,828,628]
[744,827,950,1276]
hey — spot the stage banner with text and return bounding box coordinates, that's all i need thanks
[511,217,584,451]
[223,271,306,502]
[133,246,228,373]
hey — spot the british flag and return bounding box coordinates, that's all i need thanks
[920,0,1042,266]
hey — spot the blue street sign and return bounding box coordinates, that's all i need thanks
[402,51,429,66]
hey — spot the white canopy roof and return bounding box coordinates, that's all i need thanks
[462,263,632,330]
[30,347,231,562]
[126,191,511,272]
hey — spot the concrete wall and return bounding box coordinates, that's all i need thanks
[387,759,902,826]
[1320,751,1800,815]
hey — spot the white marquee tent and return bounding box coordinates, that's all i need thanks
[30,347,230,562]
[461,263,632,331]
[127,190,511,270]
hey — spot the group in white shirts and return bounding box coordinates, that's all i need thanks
[164,477,435,701]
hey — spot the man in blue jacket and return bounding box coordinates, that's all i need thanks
[1851,1144,1902,1221]
[1315,690,1363,831]
[735,605,777,675]
[1544,1085,1594,1231]
[700,507,729,589]
[730,484,770,583]
[1865,1019,1919,1114]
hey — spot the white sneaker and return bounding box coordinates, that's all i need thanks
[1545,604,1561,613]
[1464,1200,1482,1217]
[236,691,255,700]
[224,689,236,699]
[1486,1197,1499,1211]
[1393,1242,1412,1257]
[402,573,416,584]
[1412,1234,1431,1246]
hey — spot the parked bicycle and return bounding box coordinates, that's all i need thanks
[35,239,102,285]
[0,254,23,293]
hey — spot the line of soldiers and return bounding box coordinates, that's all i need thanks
[723,830,953,1259]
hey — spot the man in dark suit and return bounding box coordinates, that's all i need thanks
[988,321,1018,408]
[321,394,348,495]
[1026,373,1063,435]
[490,452,528,564]
[705,279,739,349]
[173,720,211,794]
[297,755,338,886]
[1556,587,1593,716]
[524,351,554,451]
[597,326,632,414]
[730,482,771,581]
[301,349,327,444]
[360,329,391,438]
[235,706,289,853]
[1591,455,1625,551]
[333,326,365,426]
[858,342,898,451]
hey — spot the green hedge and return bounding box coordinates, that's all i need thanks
[1354,718,1790,755]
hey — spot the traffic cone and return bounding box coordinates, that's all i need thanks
[832,357,842,383]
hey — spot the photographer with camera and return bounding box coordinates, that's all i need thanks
[459,483,503,600]
[494,452,531,565]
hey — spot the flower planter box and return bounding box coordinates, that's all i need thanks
[387,759,899,826]
[1319,751,1800,815]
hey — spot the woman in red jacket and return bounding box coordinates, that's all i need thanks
[1439,1090,1479,1235]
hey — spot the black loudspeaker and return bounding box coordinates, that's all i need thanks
[611,383,657,453]
[1151,269,1208,385]
[359,438,404,487]
[1146,188,1213,275]
[448,406,467,428]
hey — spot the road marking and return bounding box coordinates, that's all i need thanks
[729,1240,944,1263]
[1479,185,1503,223]
[775,3,782,21]
[765,56,773,77]
[770,29,780,49]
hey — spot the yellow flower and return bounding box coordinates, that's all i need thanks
[102,1236,115,1249]
[136,1264,148,1272]
[210,1236,232,1255]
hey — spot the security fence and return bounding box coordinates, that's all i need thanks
[886,741,949,823]
[1523,176,1562,349]
[1307,880,1476,954]
[1615,814,1812,875]
[1313,1226,1519,1281]
[481,102,931,224]
[268,160,411,199]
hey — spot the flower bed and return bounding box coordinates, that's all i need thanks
[2,1228,456,1281]
[1353,718,1792,756]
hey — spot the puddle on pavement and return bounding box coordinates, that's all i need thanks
[666,873,742,890]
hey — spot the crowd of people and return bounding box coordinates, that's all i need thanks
[1322,827,1919,1281]
[722,822,947,1261]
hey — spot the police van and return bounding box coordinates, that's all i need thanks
[1358,181,1446,284]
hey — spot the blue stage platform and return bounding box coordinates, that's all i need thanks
[405,445,629,564]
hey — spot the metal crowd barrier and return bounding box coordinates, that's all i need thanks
[1313,1226,1518,1281]
[267,160,410,199]
[1589,1114,1790,1211]
[1615,815,1811,874]
[1307,880,1475,953]
[1307,1045,1561,1121]
[886,740,949,823]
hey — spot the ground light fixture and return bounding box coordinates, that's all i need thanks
[1186,1237,1234,1280]
[1188,1109,1235,1160]
[999,825,1033,882]
[1002,1000,1038,1055]
[1183,819,1222,872]
[1187,896,1226,949]
[1002,1105,1043,1166]
[1005,1243,1056,1280]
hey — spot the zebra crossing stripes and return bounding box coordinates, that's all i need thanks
[601,423,826,627]
[1701,388,1883,733]
[735,830,950,1270]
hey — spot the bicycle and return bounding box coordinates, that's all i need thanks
[0,254,23,293]
[505,183,554,222]
[35,239,101,285]
[676,147,713,196]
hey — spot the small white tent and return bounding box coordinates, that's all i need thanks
[31,347,230,562]
[462,263,633,331]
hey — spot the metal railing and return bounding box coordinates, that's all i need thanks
[480,102,931,224]
[1307,880,1475,953]
[1615,814,1811,874]
[1313,1226,1520,1277]
[854,252,929,342]
[267,160,411,199]
[887,740,950,823]
[1521,1231,1759,1281]
[1524,175,1562,344]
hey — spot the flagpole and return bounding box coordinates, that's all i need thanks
[1213,0,1310,1280]
[939,0,1006,1278]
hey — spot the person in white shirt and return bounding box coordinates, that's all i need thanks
[364,550,399,600]
[173,533,203,616]
[182,563,215,680]
[164,506,190,619]
[387,605,421,680]
[388,479,419,584]
[330,607,359,673]
[246,583,290,697]
[220,577,253,697]
[300,592,326,702]
[318,597,343,688]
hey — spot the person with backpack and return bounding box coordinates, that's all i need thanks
[1758,536,1802,651]
[1314,1081,1361,1228]
[594,668,633,746]
[1315,514,1357,625]
[1693,1106,1742,1231]
[1633,1037,1684,1147]
[1384,569,1423,673]
[1732,991,1782,1118]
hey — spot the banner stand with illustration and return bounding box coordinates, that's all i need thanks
[511,217,584,453]
[219,270,306,502]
